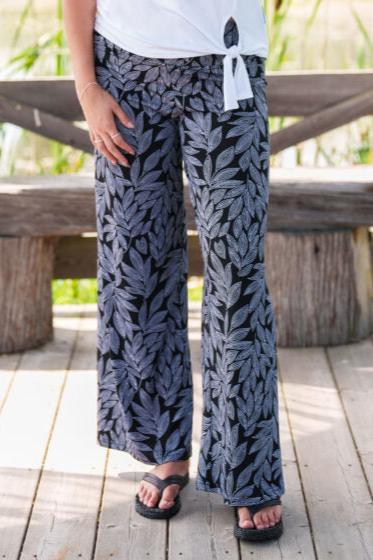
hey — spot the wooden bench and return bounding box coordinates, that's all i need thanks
[1,166,373,352]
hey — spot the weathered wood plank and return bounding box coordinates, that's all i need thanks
[265,370,316,560]
[266,227,373,346]
[0,175,96,236]
[19,306,107,560]
[1,304,372,557]
[0,312,81,559]
[0,235,57,353]
[327,338,373,496]
[0,94,92,152]
[95,458,168,559]
[0,77,84,121]
[0,353,20,408]
[268,70,373,116]
[1,72,373,119]
[53,233,204,279]
[1,167,373,237]
[271,87,373,155]
[279,346,373,559]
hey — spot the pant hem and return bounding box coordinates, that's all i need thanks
[195,480,285,507]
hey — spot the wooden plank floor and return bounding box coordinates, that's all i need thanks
[0,303,372,560]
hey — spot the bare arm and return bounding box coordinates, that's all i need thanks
[62,0,136,165]
[62,0,97,96]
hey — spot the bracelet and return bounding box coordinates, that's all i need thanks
[78,80,100,102]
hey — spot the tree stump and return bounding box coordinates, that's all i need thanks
[265,226,373,347]
[0,236,58,353]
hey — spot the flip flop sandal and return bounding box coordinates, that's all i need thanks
[135,471,190,519]
[234,498,283,541]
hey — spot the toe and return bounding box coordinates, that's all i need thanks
[237,507,254,529]
[268,510,277,526]
[142,489,149,505]
[158,484,178,509]
[144,489,153,506]
[147,490,160,507]
[275,506,282,523]
[138,483,145,499]
[253,512,265,529]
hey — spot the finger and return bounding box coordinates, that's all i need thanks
[96,142,118,165]
[91,129,102,147]
[109,131,136,155]
[111,102,136,128]
[101,132,129,166]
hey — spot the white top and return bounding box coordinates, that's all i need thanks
[94,0,268,111]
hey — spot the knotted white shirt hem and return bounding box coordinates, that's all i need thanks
[223,45,254,112]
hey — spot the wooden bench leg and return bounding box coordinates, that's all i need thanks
[265,227,373,347]
[0,235,58,353]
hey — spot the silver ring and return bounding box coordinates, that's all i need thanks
[110,132,121,139]
[93,138,104,144]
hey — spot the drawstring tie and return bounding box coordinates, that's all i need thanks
[223,44,254,112]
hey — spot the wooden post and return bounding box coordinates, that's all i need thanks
[0,236,58,353]
[265,227,373,347]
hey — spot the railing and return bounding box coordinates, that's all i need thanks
[1,71,373,153]
[0,71,372,352]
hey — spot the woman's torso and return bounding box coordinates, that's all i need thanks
[94,0,268,59]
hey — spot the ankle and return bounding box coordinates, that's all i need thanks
[153,459,190,473]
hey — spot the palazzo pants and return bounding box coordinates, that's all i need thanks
[93,18,285,506]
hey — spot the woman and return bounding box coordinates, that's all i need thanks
[63,0,285,542]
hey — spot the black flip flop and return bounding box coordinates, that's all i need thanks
[135,471,190,519]
[234,498,283,541]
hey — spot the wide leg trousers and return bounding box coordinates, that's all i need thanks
[93,19,285,506]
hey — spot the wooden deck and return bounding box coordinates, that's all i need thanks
[0,302,372,560]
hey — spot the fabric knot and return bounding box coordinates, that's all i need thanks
[222,46,254,112]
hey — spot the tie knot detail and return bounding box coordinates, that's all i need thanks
[222,45,254,111]
[225,44,240,58]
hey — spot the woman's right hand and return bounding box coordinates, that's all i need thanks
[79,83,136,167]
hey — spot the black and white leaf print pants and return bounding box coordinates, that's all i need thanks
[93,18,285,506]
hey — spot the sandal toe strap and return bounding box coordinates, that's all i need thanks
[142,471,189,493]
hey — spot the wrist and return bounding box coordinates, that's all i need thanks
[77,80,101,103]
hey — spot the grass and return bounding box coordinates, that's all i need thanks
[52,277,204,304]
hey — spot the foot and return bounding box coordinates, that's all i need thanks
[137,459,190,510]
[237,503,282,530]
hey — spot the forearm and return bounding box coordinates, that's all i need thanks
[62,0,97,96]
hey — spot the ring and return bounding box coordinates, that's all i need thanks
[110,132,121,138]
[93,138,104,144]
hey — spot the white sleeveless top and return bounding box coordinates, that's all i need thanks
[94,0,268,112]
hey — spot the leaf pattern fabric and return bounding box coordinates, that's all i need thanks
[93,18,285,506]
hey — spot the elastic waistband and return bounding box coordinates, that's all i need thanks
[93,29,266,80]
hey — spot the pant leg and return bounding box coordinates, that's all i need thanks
[179,33,285,505]
[93,31,193,465]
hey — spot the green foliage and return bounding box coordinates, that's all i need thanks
[266,0,293,70]
[52,278,204,304]
[351,6,373,68]
[52,278,98,304]
[4,29,65,74]
[1,0,86,175]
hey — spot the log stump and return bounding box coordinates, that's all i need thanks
[0,235,58,353]
[265,226,373,347]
